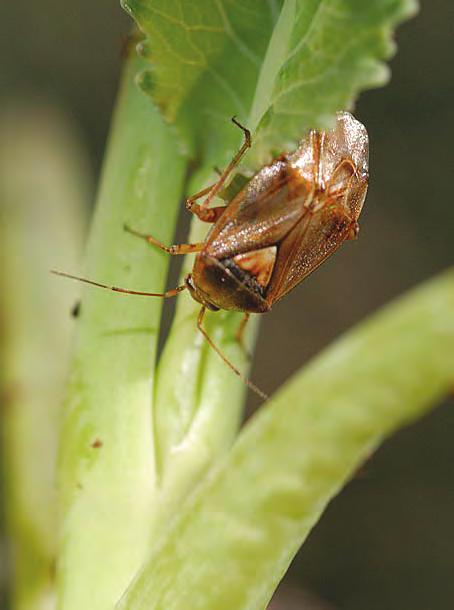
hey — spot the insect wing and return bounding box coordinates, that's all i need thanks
[202,111,368,307]
[289,112,368,187]
[266,202,353,305]
[205,161,309,261]
[267,111,369,304]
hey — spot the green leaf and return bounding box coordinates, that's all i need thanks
[118,269,454,610]
[122,0,418,166]
[251,0,419,162]
[121,0,281,168]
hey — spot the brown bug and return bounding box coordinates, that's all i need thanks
[54,111,369,399]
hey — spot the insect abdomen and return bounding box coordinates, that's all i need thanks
[192,253,270,313]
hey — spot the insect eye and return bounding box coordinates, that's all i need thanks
[185,274,195,290]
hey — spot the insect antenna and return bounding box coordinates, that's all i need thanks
[51,270,186,298]
[53,272,267,399]
[197,307,268,401]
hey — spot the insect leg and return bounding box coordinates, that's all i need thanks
[185,184,226,223]
[310,130,325,190]
[186,183,217,204]
[327,158,358,193]
[191,117,252,218]
[51,270,187,298]
[346,221,360,240]
[202,117,251,209]
[185,118,251,223]
[186,203,227,223]
[327,159,364,229]
[235,312,251,359]
[124,224,204,254]
[197,307,267,400]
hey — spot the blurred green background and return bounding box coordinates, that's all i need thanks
[1,1,453,609]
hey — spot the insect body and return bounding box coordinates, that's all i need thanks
[54,112,369,399]
[189,112,368,314]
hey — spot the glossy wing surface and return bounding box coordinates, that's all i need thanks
[267,202,353,305]
[288,111,369,195]
[206,161,310,260]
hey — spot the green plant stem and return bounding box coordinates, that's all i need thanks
[118,269,454,610]
[151,168,257,520]
[0,104,89,610]
[57,53,187,610]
